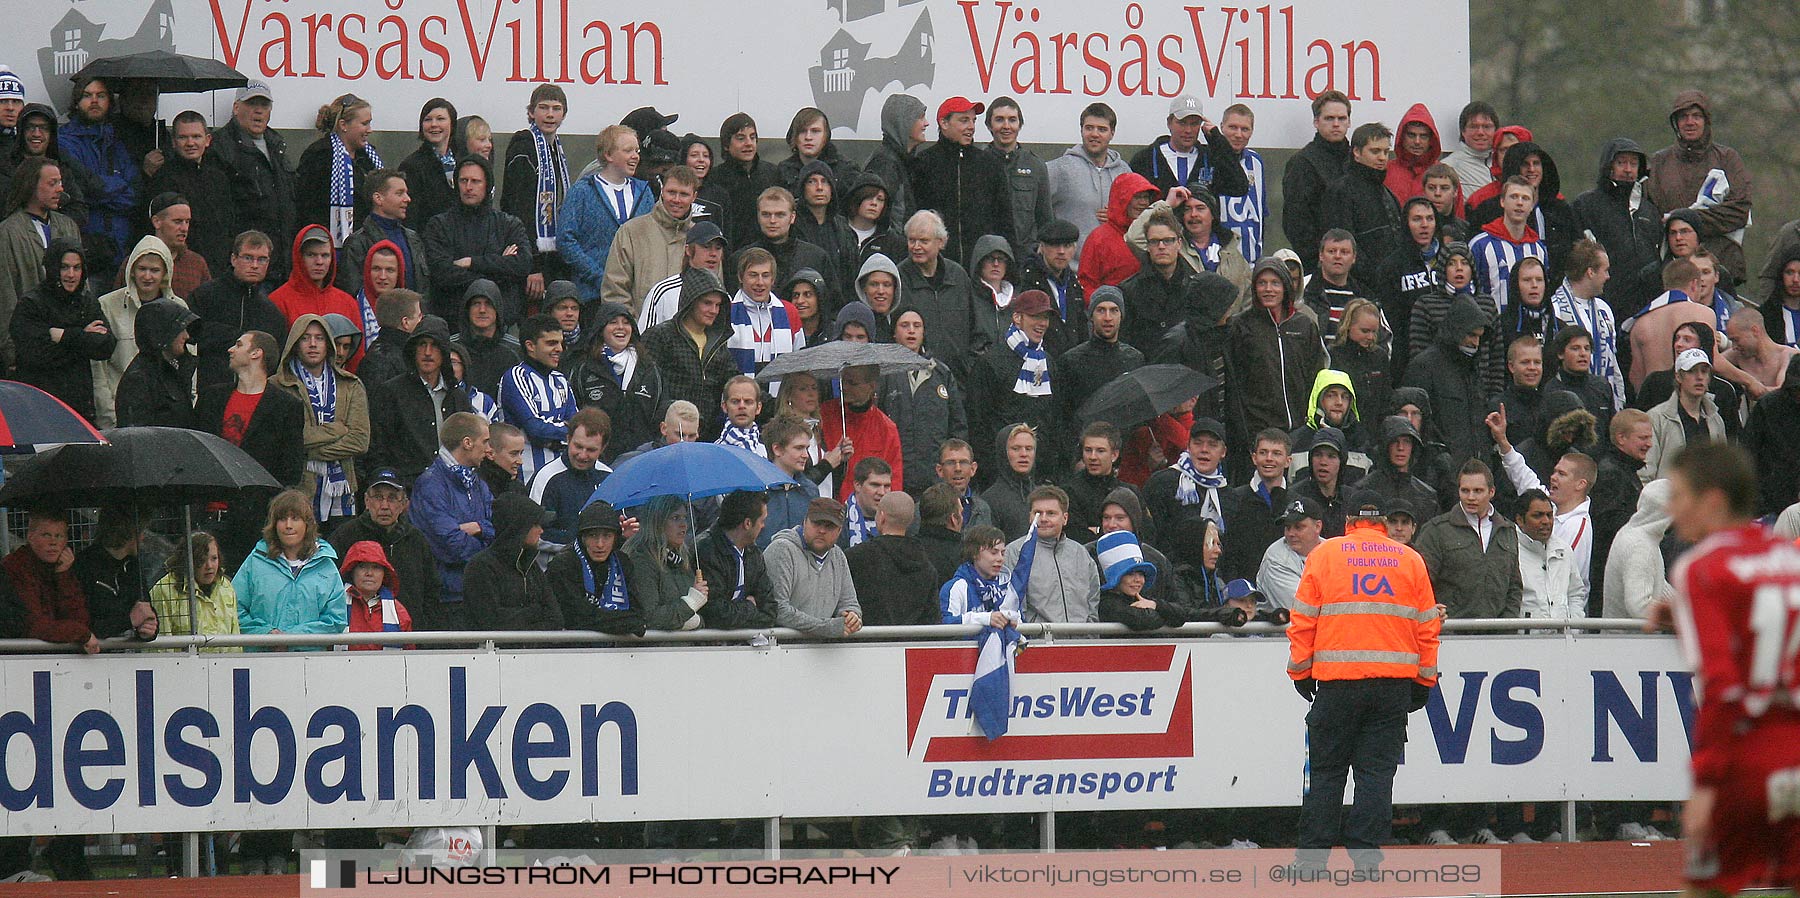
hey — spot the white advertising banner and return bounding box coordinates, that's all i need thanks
[2,0,1468,148]
[0,635,1691,835]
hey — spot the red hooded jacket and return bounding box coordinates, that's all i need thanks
[339,539,414,649]
[271,224,365,363]
[1078,172,1159,297]
[1384,103,1445,205]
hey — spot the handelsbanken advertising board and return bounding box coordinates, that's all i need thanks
[0,637,1693,834]
[3,0,1467,149]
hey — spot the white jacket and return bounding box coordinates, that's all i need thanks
[1518,529,1584,619]
[1601,479,1673,619]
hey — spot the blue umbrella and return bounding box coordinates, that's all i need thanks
[588,441,793,510]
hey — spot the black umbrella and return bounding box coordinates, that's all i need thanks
[0,427,282,637]
[0,426,280,507]
[70,51,249,94]
[1076,364,1221,429]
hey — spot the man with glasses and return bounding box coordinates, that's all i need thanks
[188,230,289,388]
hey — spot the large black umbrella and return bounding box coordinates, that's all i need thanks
[70,51,249,94]
[0,427,282,638]
[1076,364,1221,429]
[0,426,279,507]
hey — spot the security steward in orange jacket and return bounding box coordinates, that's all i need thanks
[1288,498,1441,869]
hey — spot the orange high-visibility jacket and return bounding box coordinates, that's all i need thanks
[1287,519,1441,685]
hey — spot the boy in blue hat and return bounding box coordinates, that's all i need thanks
[1096,530,1187,630]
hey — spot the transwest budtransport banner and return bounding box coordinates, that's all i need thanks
[0,635,1691,835]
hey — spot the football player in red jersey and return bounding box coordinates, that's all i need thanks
[1663,442,1800,897]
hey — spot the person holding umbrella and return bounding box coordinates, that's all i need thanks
[967,288,1065,476]
[821,363,903,502]
[623,495,709,631]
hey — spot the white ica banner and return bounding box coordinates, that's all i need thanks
[0,634,1692,836]
[3,0,1467,148]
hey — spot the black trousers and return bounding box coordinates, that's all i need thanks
[1298,678,1410,861]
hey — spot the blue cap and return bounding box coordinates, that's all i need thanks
[367,468,405,492]
[1223,578,1259,602]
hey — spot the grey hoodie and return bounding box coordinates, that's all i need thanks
[764,525,860,636]
[1046,145,1131,253]
[1003,525,1101,624]
[864,94,927,230]
[1601,478,1671,620]
[968,233,1017,345]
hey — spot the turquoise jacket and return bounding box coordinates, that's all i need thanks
[235,539,347,649]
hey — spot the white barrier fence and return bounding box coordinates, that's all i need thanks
[0,622,1689,838]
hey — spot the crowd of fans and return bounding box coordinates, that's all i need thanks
[0,59,1770,865]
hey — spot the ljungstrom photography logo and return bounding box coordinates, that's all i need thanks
[37,0,177,110]
[809,0,935,132]
[311,858,360,889]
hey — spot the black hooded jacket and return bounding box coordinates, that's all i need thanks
[788,159,861,307]
[1401,295,1490,468]
[423,156,535,323]
[969,328,1066,480]
[1119,258,1200,353]
[570,301,666,462]
[188,269,289,389]
[1353,416,1439,521]
[114,299,200,429]
[1571,138,1661,320]
[1744,356,1800,516]
[1150,273,1237,425]
[1511,388,1597,491]
[143,149,239,275]
[373,318,473,482]
[10,239,115,421]
[463,493,560,631]
[449,279,523,397]
[694,522,778,630]
[980,426,1044,542]
[206,115,296,274]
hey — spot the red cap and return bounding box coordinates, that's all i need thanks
[937,96,985,121]
[1011,289,1054,317]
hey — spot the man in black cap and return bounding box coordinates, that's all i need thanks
[1016,217,1086,358]
[1384,497,1419,545]
[638,221,727,331]
[1256,495,1325,611]
[329,467,444,629]
[1289,426,1371,538]
[1056,285,1142,418]
[621,106,679,143]
[547,499,647,637]
[371,317,472,481]
[1143,416,1230,568]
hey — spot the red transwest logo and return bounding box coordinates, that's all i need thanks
[904,644,1193,763]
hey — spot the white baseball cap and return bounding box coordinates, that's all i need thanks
[1674,348,1711,372]
[236,80,273,103]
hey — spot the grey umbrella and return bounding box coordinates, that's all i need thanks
[751,341,936,435]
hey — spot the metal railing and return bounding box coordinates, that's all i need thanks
[0,617,1660,653]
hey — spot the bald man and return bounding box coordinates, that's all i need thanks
[1724,310,1798,394]
[845,491,942,626]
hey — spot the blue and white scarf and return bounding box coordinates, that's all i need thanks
[295,358,354,519]
[437,150,457,185]
[602,344,634,386]
[582,552,632,611]
[716,421,762,453]
[1005,325,1051,396]
[845,498,876,547]
[1173,451,1227,511]
[529,123,568,252]
[437,446,478,492]
[728,292,802,375]
[328,132,382,248]
[353,289,380,344]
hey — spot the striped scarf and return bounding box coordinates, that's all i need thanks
[294,358,353,519]
[581,552,631,611]
[437,446,477,491]
[353,289,380,344]
[1173,451,1227,508]
[716,421,762,453]
[728,293,802,374]
[468,388,502,424]
[1005,326,1051,396]
[845,498,876,547]
[437,150,457,185]
[529,123,568,252]
[328,132,381,248]
[603,344,634,385]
